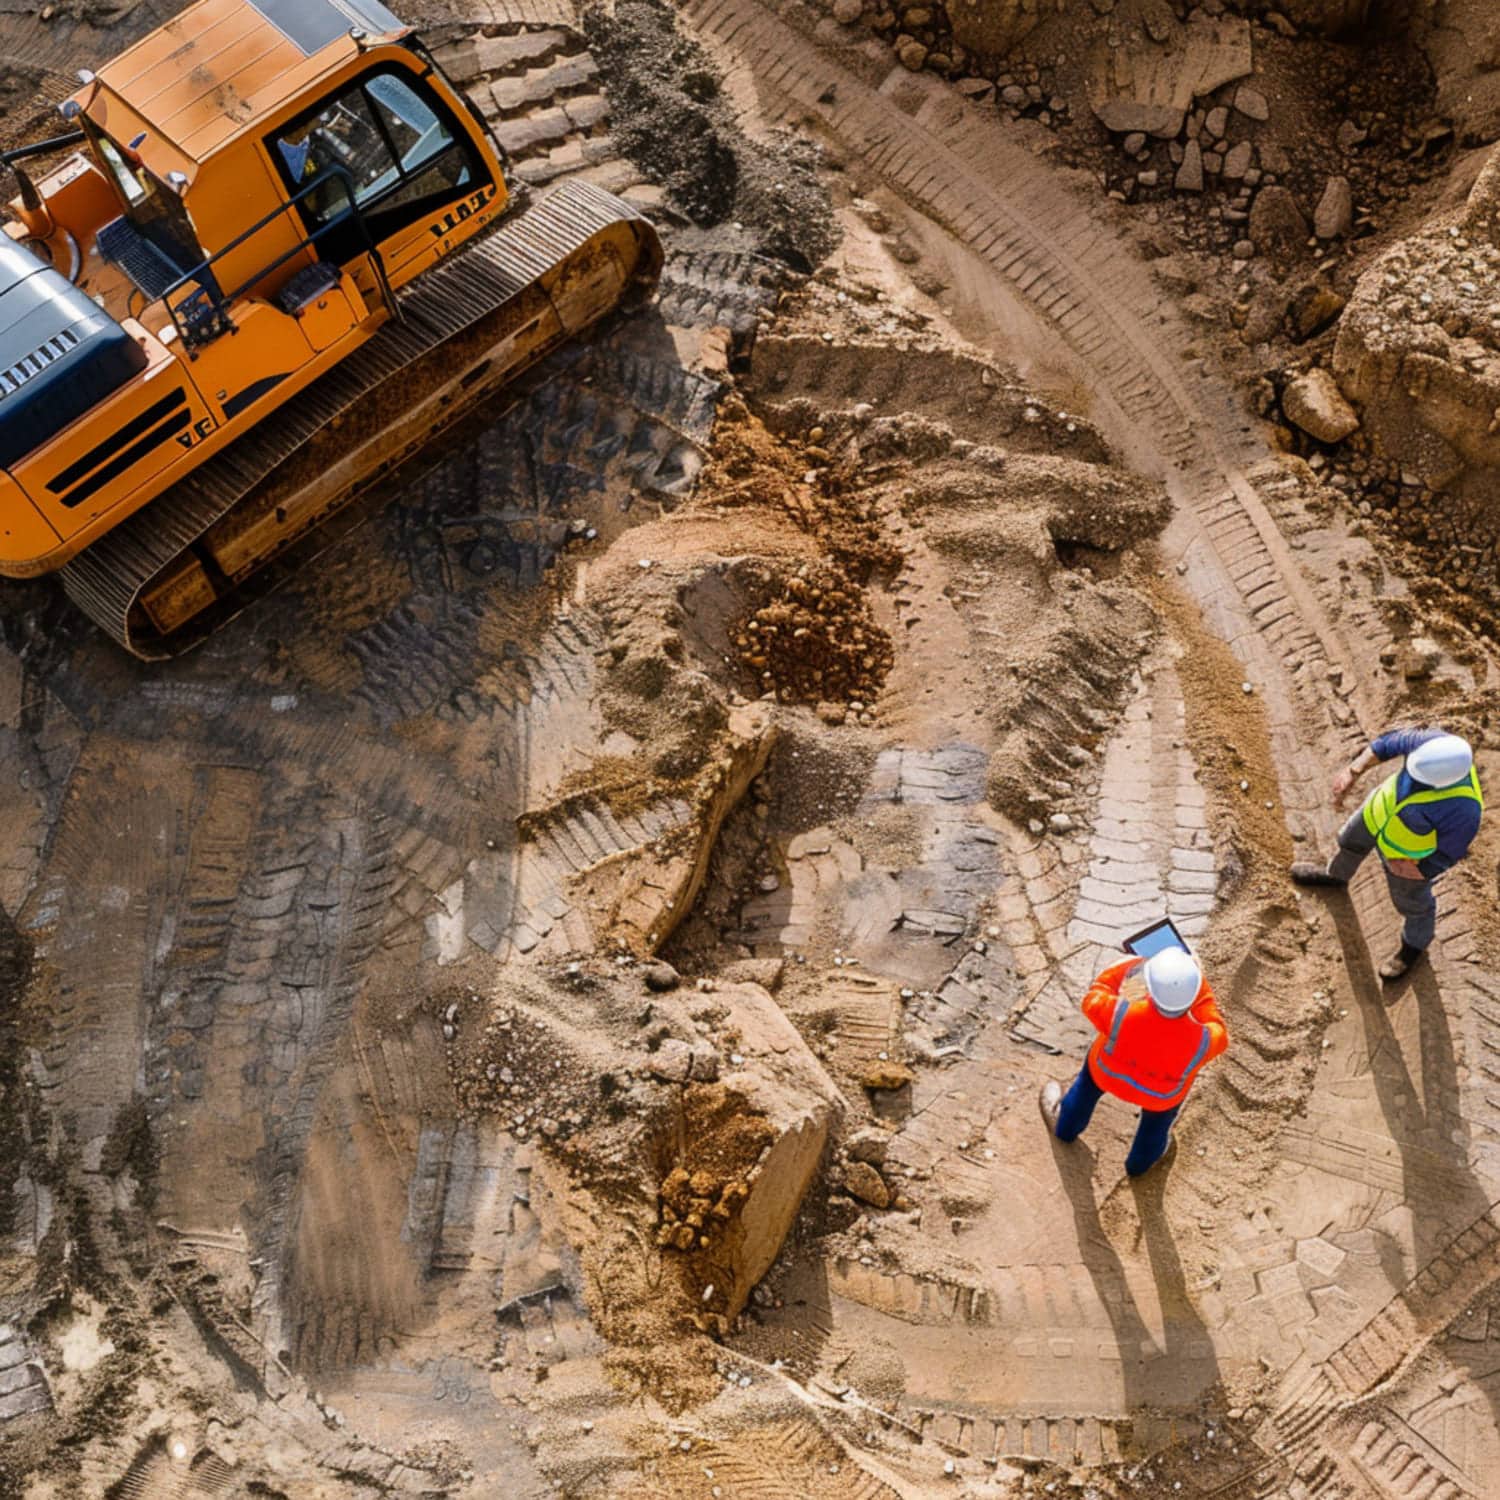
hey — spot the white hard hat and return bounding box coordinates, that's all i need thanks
[1144,947,1202,1018]
[1406,734,1473,789]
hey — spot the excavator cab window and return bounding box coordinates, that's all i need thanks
[272,67,483,264]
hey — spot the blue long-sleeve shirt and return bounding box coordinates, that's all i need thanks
[1369,727,1482,877]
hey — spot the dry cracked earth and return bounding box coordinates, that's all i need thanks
[5,0,1500,1497]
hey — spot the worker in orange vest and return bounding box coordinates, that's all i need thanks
[1038,948,1228,1176]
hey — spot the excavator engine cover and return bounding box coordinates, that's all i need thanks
[0,238,148,470]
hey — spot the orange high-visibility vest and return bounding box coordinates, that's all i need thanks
[1087,992,1219,1111]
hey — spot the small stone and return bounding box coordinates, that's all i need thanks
[847,1127,890,1165]
[832,0,863,21]
[1048,812,1074,835]
[1122,131,1146,156]
[1401,637,1442,681]
[1234,86,1269,122]
[1314,175,1353,239]
[898,39,928,70]
[1335,119,1368,152]
[843,1161,891,1209]
[1205,106,1228,139]
[1222,142,1253,180]
[1233,238,1255,259]
[862,1060,915,1091]
[644,961,680,992]
[1283,368,1359,443]
[817,700,848,726]
[650,1039,694,1082]
[1175,140,1204,193]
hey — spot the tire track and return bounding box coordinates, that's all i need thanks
[688,0,1500,1485]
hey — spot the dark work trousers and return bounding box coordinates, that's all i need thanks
[1326,809,1438,951]
[1053,1064,1180,1177]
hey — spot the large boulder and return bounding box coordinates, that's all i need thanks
[1333,145,1500,488]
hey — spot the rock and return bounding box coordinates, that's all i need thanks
[689,1039,721,1082]
[1205,106,1228,139]
[1122,131,1146,156]
[1314,175,1352,239]
[816,700,848,726]
[1336,119,1368,152]
[1094,100,1185,139]
[903,5,933,24]
[698,983,844,1320]
[1233,238,1255,260]
[1001,84,1027,107]
[1248,185,1308,262]
[1288,282,1346,341]
[644,961,680,992]
[955,77,994,100]
[1401,637,1442,681]
[1258,142,1291,176]
[846,1126,891,1165]
[1234,86,1269,122]
[843,1161,891,1209]
[862,1060,915,1091]
[1222,141,1253,180]
[1137,169,1159,187]
[1175,140,1204,193]
[1048,812,1075,834]
[1283,368,1360,443]
[832,0,863,21]
[898,39,928,70]
[651,1039,695,1082]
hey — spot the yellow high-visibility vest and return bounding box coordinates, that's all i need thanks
[1361,767,1484,862]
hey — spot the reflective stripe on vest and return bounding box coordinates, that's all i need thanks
[1361,766,1484,863]
[1095,1001,1212,1103]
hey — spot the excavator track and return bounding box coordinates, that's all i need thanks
[59,178,661,659]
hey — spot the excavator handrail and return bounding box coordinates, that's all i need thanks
[159,164,399,352]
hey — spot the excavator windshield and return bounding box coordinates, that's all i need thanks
[271,66,479,253]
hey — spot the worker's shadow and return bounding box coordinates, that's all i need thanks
[1049,1133,1221,1414]
[1328,895,1500,1444]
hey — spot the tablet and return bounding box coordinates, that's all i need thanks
[1123,917,1190,959]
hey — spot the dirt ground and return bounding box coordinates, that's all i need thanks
[3,0,1500,1496]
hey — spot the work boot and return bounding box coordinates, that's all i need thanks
[1038,1080,1063,1136]
[1379,943,1426,982]
[1290,861,1346,888]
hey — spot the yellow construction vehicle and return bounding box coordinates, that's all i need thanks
[0,0,660,656]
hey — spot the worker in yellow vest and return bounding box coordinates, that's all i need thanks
[1292,730,1483,980]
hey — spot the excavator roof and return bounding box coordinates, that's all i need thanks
[87,0,410,170]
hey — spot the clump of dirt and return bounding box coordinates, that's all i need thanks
[735,561,893,706]
[704,396,904,579]
[588,0,838,271]
[657,1165,753,1253]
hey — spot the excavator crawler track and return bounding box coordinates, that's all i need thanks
[60,179,661,658]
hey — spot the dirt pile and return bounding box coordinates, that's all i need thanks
[1319,144,1500,623]
[1334,145,1500,488]
[736,563,894,707]
[451,967,841,1398]
[588,0,837,271]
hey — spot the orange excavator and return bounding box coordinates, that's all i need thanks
[0,0,660,656]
